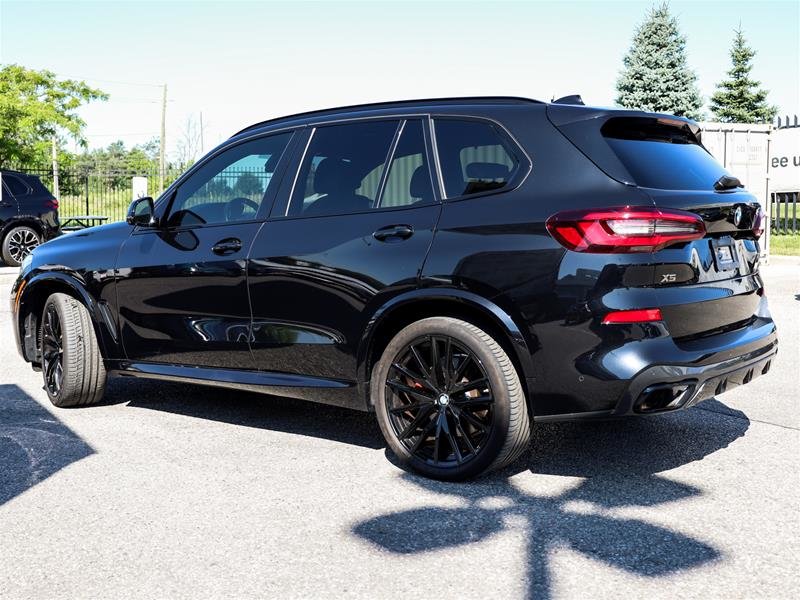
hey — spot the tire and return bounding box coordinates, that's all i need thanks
[372,317,530,480]
[2,225,41,267]
[40,293,107,408]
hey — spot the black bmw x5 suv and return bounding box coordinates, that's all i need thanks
[11,97,777,480]
[1,170,60,267]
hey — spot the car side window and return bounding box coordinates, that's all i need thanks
[378,120,435,208]
[433,119,519,199]
[4,174,29,197]
[288,120,399,217]
[166,132,292,228]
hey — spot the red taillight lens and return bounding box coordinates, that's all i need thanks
[546,206,705,253]
[44,198,59,210]
[602,308,663,325]
[752,206,764,239]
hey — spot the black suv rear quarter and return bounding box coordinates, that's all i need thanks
[1,170,59,266]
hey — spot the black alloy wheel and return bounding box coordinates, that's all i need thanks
[374,317,530,480]
[41,302,64,397]
[385,335,495,467]
[385,335,494,467]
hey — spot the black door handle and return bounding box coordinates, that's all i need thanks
[373,224,414,242]
[212,238,243,255]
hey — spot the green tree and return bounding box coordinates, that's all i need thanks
[235,171,264,197]
[69,139,161,190]
[0,64,108,166]
[615,3,703,119]
[710,28,777,123]
[74,138,160,173]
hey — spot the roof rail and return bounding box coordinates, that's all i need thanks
[233,96,542,137]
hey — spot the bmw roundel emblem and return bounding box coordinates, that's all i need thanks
[733,205,744,227]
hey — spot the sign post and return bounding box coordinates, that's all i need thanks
[132,177,148,201]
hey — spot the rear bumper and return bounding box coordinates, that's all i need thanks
[613,333,777,416]
[534,315,778,422]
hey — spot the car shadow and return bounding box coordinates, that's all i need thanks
[108,377,385,450]
[103,377,748,599]
[0,384,94,506]
[353,400,749,599]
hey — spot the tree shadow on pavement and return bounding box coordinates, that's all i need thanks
[0,384,94,506]
[353,400,749,600]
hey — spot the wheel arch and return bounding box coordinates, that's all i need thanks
[17,272,112,364]
[357,289,537,411]
[1,217,45,240]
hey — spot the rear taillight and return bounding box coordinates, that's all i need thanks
[752,206,764,239]
[546,206,705,253]
[602,308,663,325]
[44,198,59,210]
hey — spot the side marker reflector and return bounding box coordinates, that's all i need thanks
[602,308,663,325]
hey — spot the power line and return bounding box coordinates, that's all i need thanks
[54,72,163,88]
[101,97,177,104]
[83,132,160,137]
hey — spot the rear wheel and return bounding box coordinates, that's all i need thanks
[2,226,41,267]
[373,317,530,480]
[40,293,106,407]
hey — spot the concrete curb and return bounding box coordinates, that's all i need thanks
[764,254,800,265]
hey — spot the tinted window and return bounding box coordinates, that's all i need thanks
[602,117,727,190]
[4,174,29,196]
[167,132,291,227]
[289,120,398,216]
[434,119,518,198]
[379,120,434,208]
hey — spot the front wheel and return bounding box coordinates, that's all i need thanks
[40,293,107,407]
[373,317,531,480]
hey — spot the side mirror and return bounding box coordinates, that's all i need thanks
[126,196,157,227]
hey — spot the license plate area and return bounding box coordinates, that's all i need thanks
[711,238,739,272]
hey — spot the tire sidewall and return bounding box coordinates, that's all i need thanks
[41,293,91,407]
[372,317,513,481]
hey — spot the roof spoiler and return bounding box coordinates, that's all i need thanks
[551,94,585,106]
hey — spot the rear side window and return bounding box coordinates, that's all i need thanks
[602,117,728,191]
[433,119,519,199]
[4,174,29,196]
[289,120,399,216]
[379,120,434,208]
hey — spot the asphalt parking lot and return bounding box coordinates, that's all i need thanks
[1,258,798,599]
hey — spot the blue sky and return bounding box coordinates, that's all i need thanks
[2,0,798,159]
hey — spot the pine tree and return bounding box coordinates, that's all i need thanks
[710,28,778,123]
[615,3,703,119]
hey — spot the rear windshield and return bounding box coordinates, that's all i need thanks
[602,117,728,191]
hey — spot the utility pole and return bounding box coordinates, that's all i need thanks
[199,111,204,155]
[51,137,60,201]
[159,84,167,194]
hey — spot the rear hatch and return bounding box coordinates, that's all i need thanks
[548,105,765,340]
